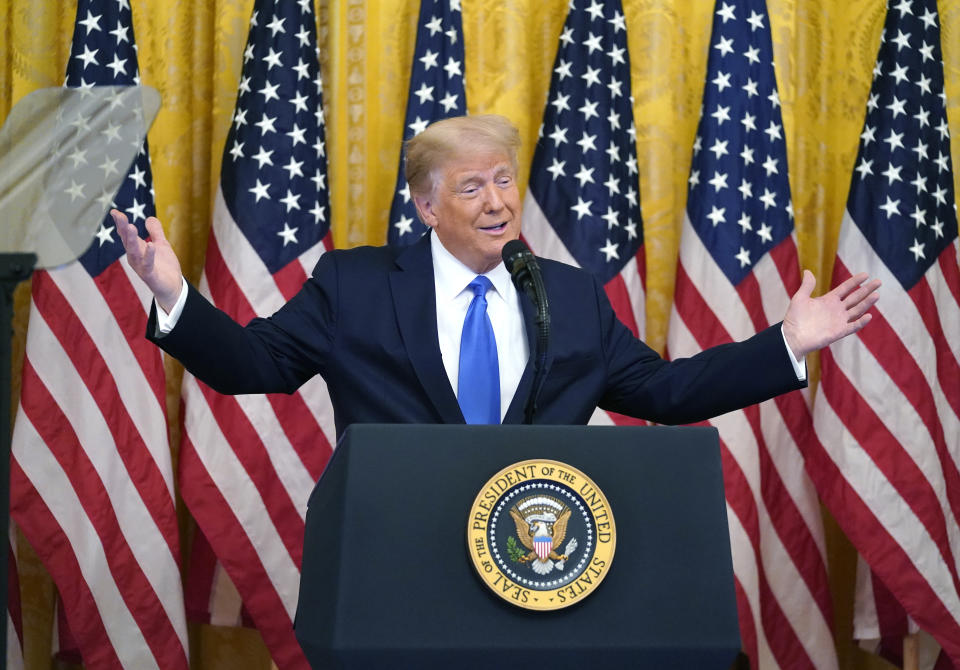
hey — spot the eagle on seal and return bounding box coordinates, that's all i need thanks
[509,496,574,575]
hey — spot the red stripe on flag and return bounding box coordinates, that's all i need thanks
[30,273,179,558]
[273,257,309,302]
[603,272,639,337]
[204,236,257,325]
[802,397,960,663]
[719,435,817,670]
[769,236,802,294]
[673,265,733,347]
[819,348,960,596]
[10,461,125,670]
[179,440,310,670]
[734,272,770,334]
[195,383,306,566]
[265,393,332,481]
[733,577,759,669]
[93,263,167,408]
[18,362,186,670]
[909,273,960,420]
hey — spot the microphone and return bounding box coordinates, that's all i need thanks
[502,240,550,424]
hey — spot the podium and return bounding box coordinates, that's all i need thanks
[295,424,740,669]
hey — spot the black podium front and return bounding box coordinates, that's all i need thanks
[294,424,740,669]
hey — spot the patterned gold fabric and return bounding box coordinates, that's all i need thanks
[2,1,958,668]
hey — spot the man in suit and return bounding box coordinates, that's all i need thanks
[112,115,879,439]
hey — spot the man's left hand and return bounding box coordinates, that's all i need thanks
[783,269,881,361]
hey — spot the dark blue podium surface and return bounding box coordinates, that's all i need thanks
[295,424,739,669]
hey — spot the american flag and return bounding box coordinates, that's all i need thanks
[665,1,838,668]
[176,0,335,666]
[9,1,189,668]
[808,0,960,665]
[7,527,23,670]
[520,0,646,427]
[387,0,467,245]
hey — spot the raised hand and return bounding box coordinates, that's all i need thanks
[111,209,183,313]
[782,269,881,360]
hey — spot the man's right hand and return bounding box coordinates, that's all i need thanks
[111,209,183,313]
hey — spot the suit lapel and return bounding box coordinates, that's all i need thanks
[503,286,544,424]
[390,233,465,423]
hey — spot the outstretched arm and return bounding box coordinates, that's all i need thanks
[111,209,183,313]
[782,269,881,360]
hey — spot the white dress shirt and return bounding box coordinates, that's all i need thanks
[430,233,529,422]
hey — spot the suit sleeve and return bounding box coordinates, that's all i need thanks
[146,253,340,395]
[595,279,806,424]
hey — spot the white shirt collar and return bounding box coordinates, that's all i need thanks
[430,231,514,302]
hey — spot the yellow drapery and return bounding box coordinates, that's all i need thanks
[2,0,958,668]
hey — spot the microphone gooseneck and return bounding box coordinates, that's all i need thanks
[502,240,550,424]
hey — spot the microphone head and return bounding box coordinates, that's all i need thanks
[502,239,533,275]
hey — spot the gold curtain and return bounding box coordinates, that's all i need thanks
[2,0,958,668]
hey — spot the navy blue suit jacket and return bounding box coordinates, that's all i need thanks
[149,232,804,439]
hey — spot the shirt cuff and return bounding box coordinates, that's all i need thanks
[781,324,807,381]
[154,277,189,336]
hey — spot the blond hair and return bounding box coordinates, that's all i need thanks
[404,114,521,195]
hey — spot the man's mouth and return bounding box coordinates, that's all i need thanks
[479,222,508,232]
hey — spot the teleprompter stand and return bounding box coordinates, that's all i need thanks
[295,424,740,669]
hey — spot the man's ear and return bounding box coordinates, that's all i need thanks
[412,193,439,229]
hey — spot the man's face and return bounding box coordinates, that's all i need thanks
[413,151,522,274]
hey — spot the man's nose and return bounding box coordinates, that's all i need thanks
[482,183,504,212]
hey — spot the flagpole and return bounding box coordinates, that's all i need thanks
[0,252,36,670]
[903,633,919,670]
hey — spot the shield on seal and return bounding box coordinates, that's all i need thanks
[533,535,552,561]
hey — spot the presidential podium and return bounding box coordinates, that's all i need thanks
[294,424,740,669]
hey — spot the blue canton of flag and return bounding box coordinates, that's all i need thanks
[221,0,331,274]
[687,0,794,286]
[524,0,642,284]
[387,0,467,245]
[847,0,957,290]
[63,0,155,278]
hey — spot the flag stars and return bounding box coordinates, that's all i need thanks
[582,65,602,88]
[882,163,903,184]
[283,156,304,179]
[263,47,283,69]
[707,206,726,226]
[757,223,773,243]
[280,189,301,212]
[287,124,307,146]
[443,57,462,78]
[574,165,595,186]
[549,126,568,146]
[712,71,732,92]
[744,46,760,65]
[768,89,781,108]
[855,158,873,179]
[765,121,782,141]
[76,45,99,68]
[78,11,102,34]
[252,146,274,168]
[266,15,286,36]
[419,49,439,70]
[741,112,757,132]
[229,140,244,161]
[689,170,700,188]
[409,116,429,135]
[425,15,442,35]
[735,247,751,267]
[743,78,759,97]
[259,80,280,102]
[738,213,752,232]
[884,129,905,151]
[95,223,115,247]
[603,174,620,195]
[583,32,603,54]
[738,178,753,199]
[277,222,299,246]
[740,145,755,165]
[891,30,912,51]
[890,63,909,84]
[759,188,777,209]
[547,158,566,180]
[394,215,414,236]
[608,10,626,32]
[880,196,901,218]
[414,82,434,104]
[918,42,935,62]
[577,132,598,152]
[579,99,600,120]
[712,105,731,125]
[571,197,593,220]
[709,138,729,159]
[747,10,764,31]
[64,180,86,202]
[886,96,907,118]
[439,92,459,112]
[607,45,626,66]
[714,36,735,57]
[716,2,736,22]
[602,206,620,229]
[554,59,573,80]
[908,238,925,261]
[708,171,729,192]
[909,205,926,228]
[551,93,571,113]
[762,155,779,176]
[599,239,619,261]
[920,8,937,28]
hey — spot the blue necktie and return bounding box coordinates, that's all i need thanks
[458,276,500,424]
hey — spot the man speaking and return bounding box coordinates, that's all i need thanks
[112,114,879,437]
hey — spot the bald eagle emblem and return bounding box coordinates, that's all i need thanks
[509,495,579,575]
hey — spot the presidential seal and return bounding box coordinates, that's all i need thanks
[466,459,616,611]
